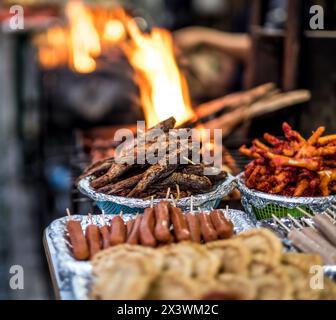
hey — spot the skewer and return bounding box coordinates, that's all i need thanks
[119,210,123,218]
[170,194,177,207]
[303,218,317,230]
[306,207,336,224]
[331,204,336,213]
[182,156,196,165]
[99,215,105,226]
[176,184,180,200]
[66,208,72,220]
[100,210,107,224]
[297,207,314,218]
[144,195,154,200]
[287,214,303,229]
[150,196,154,208]
[190,196,194,214]
[165,187,171,200]
[326,208,335,217]
[325,208,336,223]
[226,205,229,216]
[88,213,93,224]
[272,214,291,233]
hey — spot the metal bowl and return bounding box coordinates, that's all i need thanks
[236,173,336,221]
[77,174,236,214]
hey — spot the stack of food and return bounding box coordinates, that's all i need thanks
[66,201,234,260]
[240,122,336,197]
[89,228,336,300]
[78,117,228,199]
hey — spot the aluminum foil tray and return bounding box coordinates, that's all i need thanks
[43,209,255,300]
[77,173,236,214]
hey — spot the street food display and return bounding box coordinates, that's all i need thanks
[66,202,234,260]
[78,117,229,199]
[89,229,336,300]
[45,120,336,300]
[44,202,336,300]
[240,122,336,197]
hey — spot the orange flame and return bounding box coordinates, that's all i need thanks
[35,3,195,127]
[123,18,195,127]
[103,19,126,44]
[35,26,68,69]
[65,0,101,73]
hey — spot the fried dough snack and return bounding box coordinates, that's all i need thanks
[159,247,194,277]
[89,229,336,300]
[146,274,201,300]
[206,239,252,275]
[240,122,336,196]
[281,252,335,300]
[91,244,164,274]
[160,243,220,279]
[251,266,293,300]
[199,274,256,300]
[236,228,283,267]
[91,255,156,300]
[320,278,336,300]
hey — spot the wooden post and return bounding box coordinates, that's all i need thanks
[244,0,263,89]
[282,0,302,91]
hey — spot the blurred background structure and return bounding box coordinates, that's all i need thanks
[0,0,335,299]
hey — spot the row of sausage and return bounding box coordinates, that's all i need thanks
[66,201,234,260]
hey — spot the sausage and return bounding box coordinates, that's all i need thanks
[210,210,234,239]
[301,227,336,262]
[67,220,90,260]
[100,224,110,249]
[288,229,336,265]
[199,213,218,243]
[110,215,126,246]
[313,214,336,246]
[170,206,190,242]
[140,208,157,247]
[185,213,201,243]
[154,201,172,243]
[157,232,175,247]
[85,224,101,259]
[126,219,135,238]
[127,215,142,245]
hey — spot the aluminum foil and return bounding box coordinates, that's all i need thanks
[77,173,236,212]
[236,173,336,219]
[44,209,255,300]
[258,217,336,280]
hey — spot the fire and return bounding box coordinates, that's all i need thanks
[103,19,126,44]
[36,1,124,72]
[35,2,195,127]
[66,0,101,73]
[123,19,195,127]
[35,26,68,69]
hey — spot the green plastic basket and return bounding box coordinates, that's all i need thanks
[252,204,313,220]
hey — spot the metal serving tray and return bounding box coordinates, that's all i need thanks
[43,210,255,300]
